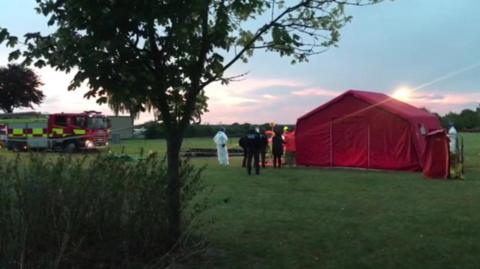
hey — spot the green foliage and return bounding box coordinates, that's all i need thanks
[143,122,295,139]
[106,93,144,119]
[0,117,47,125]
[145,122,220,139]
[106,134,480,269]
[1,0,384,250]
[0,28,17,48]
[0,64,44,113]
[440,106,480,130]
[0,154,207,268]
[2,135,479,268]
[1,0,382,130]
[144,122,167,139]
[204,137,480,268]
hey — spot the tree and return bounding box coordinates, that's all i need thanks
[106,90,208,124]
[107,94,143,119]
[0,64,44,113]
[460,109,479,129]
[440,109,480,130]
[106,93,145,132]
[1,0,383,248]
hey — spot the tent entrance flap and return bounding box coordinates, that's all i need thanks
[332,117,369,168]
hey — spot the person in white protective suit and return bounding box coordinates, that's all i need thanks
[448,125,464,179]
[213,127,229,166]
[448,126,458,154]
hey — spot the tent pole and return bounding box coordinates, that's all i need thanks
[367,124,371,169]
[330,120,333,167]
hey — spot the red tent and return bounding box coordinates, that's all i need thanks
[296,90,443,171]
[423,130,449,179]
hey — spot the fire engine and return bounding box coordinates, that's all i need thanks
[0,111,110,152]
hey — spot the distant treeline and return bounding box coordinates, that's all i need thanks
[142,107,480,139]
[437,106,480,131]
[143,122,295,139]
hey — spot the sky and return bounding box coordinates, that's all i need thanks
[1,0,479,124]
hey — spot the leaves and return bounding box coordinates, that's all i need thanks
[8,50,21,62]
[0,153,208,268]
[0,0,383,127]
[0,0,385,254]
[6,36,18,48]
[0,28,19,48]
[0,28,9,43]
[0,64,44,113]
[34,59,46,68]
[96,96,108,104]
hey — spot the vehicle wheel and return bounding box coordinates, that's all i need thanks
[10,142,25,152]
[64,142,77,153]
[6,142,13,151]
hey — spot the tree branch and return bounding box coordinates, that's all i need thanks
[200,0,315,89]
[180,0,211,131]
[146,18,174,129]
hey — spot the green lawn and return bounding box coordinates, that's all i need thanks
[112,134,480,268]
[196,133,480,269]
[107,136,241,155]
[1,134,479,268]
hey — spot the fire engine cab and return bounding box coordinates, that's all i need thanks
[0,111,110,152]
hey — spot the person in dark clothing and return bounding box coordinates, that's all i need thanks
[246,127,261,175]
[238,136,248,167]
[259,129,269,168]
[272,130,284,169]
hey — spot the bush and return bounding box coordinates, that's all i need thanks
[144,122,167,139]
[0,154,207,269]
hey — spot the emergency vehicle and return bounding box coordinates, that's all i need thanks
[0,111,110,152]
[0,124,5,149]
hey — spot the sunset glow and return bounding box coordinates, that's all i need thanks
[1,1,480,124]
[392,87,413,102]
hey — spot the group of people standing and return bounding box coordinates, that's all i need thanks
[238,126,267,175]
[213,126,295,175]
[239,126,296,175]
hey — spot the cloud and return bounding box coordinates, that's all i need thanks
[201,78,341,124]
[205,77,303,103]
[409,91,479,105]
[410,93,445,101]
[204,77,304,115]
[403,91,480,114]
[262,94,277,99]
[225,78,304,94]
[255,86,300,95]
[4,63,478,124]
[291,87,341,97]
[207,93,257,107]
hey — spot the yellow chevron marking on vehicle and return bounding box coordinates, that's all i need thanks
[52,128,64,135]
[32,128,44,135]
[73,129,86,135]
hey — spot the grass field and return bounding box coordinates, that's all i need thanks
[1,134,479,268]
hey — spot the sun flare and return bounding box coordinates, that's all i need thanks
[392,87,412,102]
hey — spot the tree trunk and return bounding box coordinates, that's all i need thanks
[165,132,183,249]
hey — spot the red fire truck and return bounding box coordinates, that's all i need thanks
[0,111,110,152]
